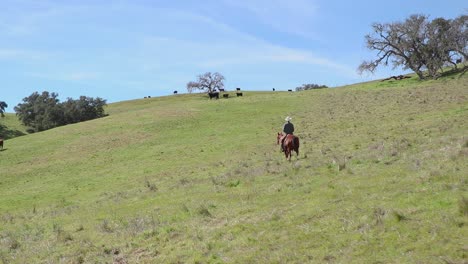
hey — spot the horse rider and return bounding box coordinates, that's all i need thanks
[280,116,294,152]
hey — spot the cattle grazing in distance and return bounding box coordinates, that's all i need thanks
[236,92,243,97]
[173,91,178,94]
[208,92,219,99]
[288,89,293,92]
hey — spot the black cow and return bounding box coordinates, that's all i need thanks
[236,92,243,97]
[288,89,293,92]
[173,91,178,94]
[208,92,219,99]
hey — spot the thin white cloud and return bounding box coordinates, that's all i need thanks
[65,72,99,81]
[198,46,358,78]
[0,48,50,61]
[139,13,356,78]
[27,71,99,82]
[1,0,358,93]
[223,0,319,37]
[0,1,68,36]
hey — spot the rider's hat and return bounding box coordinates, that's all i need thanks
[285,116,292,121]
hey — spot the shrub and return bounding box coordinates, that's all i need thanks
[295,84,328,91]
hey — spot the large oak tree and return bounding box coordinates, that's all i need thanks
[358,14,467,79]
[186,72,225,93]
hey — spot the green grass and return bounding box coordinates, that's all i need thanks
[0,113,27,140]
[0,74,467,263]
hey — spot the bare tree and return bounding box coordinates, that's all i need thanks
[358,15,428,79]
[186,81,198,94]
[358,14,467,80]
[186,72,225,93]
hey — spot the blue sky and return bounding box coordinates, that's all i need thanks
[1,0,466,110]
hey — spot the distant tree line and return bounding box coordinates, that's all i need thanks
[295,84,328,91]
[14,91,107,133]
[359,14,467,79]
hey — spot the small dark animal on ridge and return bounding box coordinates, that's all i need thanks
[208,92,219,99]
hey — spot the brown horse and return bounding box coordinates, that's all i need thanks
[277,133,299,161]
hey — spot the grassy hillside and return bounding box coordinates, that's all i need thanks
[0,74,467,263]
[0,113,27,140]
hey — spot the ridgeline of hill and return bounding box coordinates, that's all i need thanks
[0,74,467,263]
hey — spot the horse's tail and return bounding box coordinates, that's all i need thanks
[293,136,299,154]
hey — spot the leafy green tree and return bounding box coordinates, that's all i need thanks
[14,92,62,132]
[0,101,7,117]
[62,96,107,124]
[14,91,107,133]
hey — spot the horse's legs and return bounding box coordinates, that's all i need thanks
[285,147,292,160]
[280,136,286,152]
